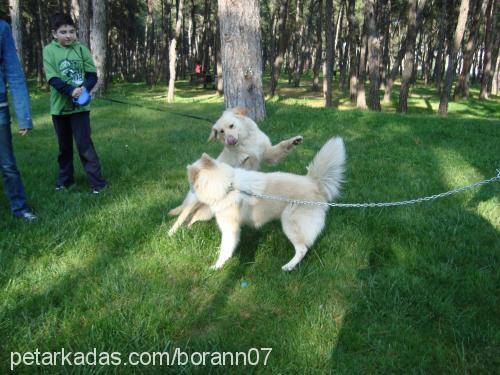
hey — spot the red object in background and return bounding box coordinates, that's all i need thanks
[195,63,201,75]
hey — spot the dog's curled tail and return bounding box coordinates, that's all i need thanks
[306,137,346,201]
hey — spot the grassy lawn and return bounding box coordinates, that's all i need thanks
[1,80,499,373]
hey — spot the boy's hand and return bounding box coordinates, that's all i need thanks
[72,87,83,98]
[19,128,31,136]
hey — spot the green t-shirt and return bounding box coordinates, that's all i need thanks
[43,40,97,115]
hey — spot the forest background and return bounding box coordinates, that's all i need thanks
[1,0,499,118]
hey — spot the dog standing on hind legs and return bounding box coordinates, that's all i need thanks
[168,107,303,235]
[187,137,346,271]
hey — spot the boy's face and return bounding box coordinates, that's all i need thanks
[52,24,77,47]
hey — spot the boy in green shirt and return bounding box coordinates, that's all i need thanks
[43,13,106,194]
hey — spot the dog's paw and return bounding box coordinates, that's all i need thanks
[281,262,296,272]
[168,207,181,216]
[167,227,177,237]
[291,136,303,146]
[210,263,223,270]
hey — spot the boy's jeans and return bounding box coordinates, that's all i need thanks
[0,106,29,216]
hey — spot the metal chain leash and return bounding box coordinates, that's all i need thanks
[239,170,500,208]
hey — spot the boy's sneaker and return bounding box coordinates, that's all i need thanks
[92,185,107,195]
[55,183,74,191]
[20,211,37,222]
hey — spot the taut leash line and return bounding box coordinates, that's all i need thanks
[240,170,500,208]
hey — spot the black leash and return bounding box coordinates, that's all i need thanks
[96,96,215,124]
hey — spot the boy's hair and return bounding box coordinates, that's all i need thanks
[50,13,75,31]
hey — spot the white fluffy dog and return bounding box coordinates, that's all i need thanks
[168,107,303,235]
[187,137,346,271]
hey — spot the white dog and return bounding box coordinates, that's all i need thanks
[168,107,303,235]
[187,137,346,271]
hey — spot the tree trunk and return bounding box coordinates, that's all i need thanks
[490,39,500,94]
[312,0,323,91]
[199,0,212,73]
[323,0,334,107]
[433,0,448,89]
[398,0,424,113]
[36,0,47,85]
[380,0,391,88]
[293,0,307,87]
[145,0,155,86]
[438,0,469,115]
[385,0,426,103]
[365,0,381,111]
[270,0,290,97]
[480,0,496,99]
[218,0,266,120]
[356,20,368,108]
[78,0,91,47]
[412,30,422,82]
[90,0,108,96]
[423,31,434,84]
[9,0,23,67]
[347,0,358,101]
[333,0,344,74]
[454,0,482,99]
[190,0,197,66]
[383,38,406,103]
[215,17,223,94]
[167,0,184,103]
[492,52,499,95]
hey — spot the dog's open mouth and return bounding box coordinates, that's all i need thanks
[226,135,238,145]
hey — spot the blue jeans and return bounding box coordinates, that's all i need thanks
[0,106,29,216]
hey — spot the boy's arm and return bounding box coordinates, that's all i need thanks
[48,77,76,97]
[83,72,98,92]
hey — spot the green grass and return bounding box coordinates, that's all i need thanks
[1,80,499,373]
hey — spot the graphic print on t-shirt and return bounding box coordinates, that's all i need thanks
[58,59,84,86]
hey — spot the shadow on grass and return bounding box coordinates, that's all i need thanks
[326,109,499,372]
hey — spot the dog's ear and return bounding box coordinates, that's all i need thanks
[200,153,216,168]
[231,107,248,117]
[207,127,217,142]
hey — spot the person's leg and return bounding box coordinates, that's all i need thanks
[52,115,75,187]
[0,107,29,215]
[71,111,106,190]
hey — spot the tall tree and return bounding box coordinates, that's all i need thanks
[35,0,47,85]
[312,0,323,91]
[454,0,482,99]
[398,0,427,113]
[77,0,90,47]
[167,0,184,103]
[433,0,450,89]
[292,0,309,87]
[270,0,290,97]
[145,0,155,85]
[323,0,334,107]
[215,17,223,94]
[384,0,426,103]
[479,0,496,99]
[347,0,358,101]
[8,0,22,66]
[356,17,368,108]
[90,0,108,96]
[379,0,391,88]
[438,0,469,115]
[218,0,266,120]
[365,0,382,110]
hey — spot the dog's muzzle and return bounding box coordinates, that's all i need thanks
[226,135,238,145]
